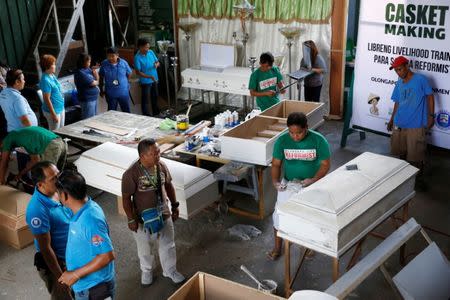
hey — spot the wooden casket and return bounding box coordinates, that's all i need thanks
[220,100,324,165]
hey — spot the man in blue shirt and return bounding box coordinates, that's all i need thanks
[387,56,434,188]
[134,38,160,116]
[57,171,115,300]
[26,161,73,300]
[0,69,37,132]
[99,47,132,113]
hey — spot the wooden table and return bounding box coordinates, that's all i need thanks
[280,202,411,298]
[54,110,172,146]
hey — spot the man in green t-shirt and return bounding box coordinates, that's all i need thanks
[268,112,331,260]
[0,126,67,184]
[248,52,285,111]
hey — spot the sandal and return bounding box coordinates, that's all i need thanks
[266,250,281,261]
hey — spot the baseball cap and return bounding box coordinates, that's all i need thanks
[389,56,409,70]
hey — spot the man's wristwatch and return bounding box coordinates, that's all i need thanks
[171,201,180,209]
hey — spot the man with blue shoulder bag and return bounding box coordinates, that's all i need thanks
[122,138,185,287]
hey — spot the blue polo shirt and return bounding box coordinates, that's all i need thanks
[99,58,132,98]
[134,50,159,84]
[40,73,65,114]
[0,87,38,132]
[391,73,433,128]
[26,188,72,259]
[66,199,114,292]
[74,68,99,102]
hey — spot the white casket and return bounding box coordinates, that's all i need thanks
[277,152,419,258]
[74,142,219,220]
[220,100,324,166]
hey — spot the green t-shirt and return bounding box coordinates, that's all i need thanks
[273,130,331,181]
[248,66,283,111]
[2,126,58,154]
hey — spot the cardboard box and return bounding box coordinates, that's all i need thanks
[169,272,286,300]
[260,100,325,130]
[0,186,33,249]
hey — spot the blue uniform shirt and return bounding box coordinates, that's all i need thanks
[0,87,38,132]
[134,50,159,84]
[391,73,433,128]
[40,73,65,114]
[99,58,132,98]
[26,188,72,259]
[74,68,99,102]
[66,199,114,292]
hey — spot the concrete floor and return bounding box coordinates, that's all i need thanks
[0,119,449,300]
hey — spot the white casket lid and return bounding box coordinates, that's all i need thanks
[289,152,411,214]
[161,158,211,190]
[81,142,138,170]
[79,142,211,190]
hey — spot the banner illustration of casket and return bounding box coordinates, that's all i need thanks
[352,0,450,149]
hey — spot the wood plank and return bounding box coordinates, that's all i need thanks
[84,120,132,136]
[6,0,25,66]
[325,218,421,299]
[329,0,348,117]
[0,1,17,65]
[267,124,286,131]
[0,26,7,63]
[16,0,32,64]
[257,130,280,138]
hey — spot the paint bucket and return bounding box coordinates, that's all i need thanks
[176,114,189,131]
[258,279,277,294]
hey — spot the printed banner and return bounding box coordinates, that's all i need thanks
[352,0,450,149]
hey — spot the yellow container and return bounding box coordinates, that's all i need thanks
[176,114,189,131]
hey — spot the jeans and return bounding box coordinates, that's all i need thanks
[43,110,66,130]
[74,280,115,300]
[132,219,177,274]
[304,85,322,102]
[80,101,97,119]
[141,82,159,116]
[105,94,130,113]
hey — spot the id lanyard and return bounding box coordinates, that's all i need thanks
[110,61,120,86]
[139,163,163,209]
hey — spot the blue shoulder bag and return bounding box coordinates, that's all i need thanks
[140,163,164,234]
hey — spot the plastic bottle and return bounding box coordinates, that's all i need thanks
[232,111,239,126]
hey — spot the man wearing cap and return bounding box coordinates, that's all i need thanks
[387,56,434,186]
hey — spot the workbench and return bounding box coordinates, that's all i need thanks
[53,110,172,146]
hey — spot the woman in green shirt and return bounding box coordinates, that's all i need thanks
[268,112,331,260]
